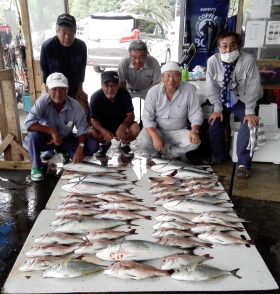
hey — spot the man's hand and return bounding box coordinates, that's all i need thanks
[244,114,259,127]
[101,129,114,142]
[189,130,200,144]
[49,130,63,146]
[115,124,126,141]
[152,133,165,153]
[72,145,84,163]
[208,111,223,125]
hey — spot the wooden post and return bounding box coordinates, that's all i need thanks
[236,0,244,34]
[0,69,23,161]
[18,0,36,103]
[0,45,4,70]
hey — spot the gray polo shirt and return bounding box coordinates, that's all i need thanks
[142,82,203,130]
[118,54,161,97]
[24,93,88,138]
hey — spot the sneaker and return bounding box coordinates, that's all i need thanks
[119,144,134,158]
[95,142,112,157]
[236,165,251,179]
[31,167,43,182]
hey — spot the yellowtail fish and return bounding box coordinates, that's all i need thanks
[171,263,241,281]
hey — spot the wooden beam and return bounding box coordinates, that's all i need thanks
[0,134,14,155]
[10,140,30,160]
[236,0,244,34]
[0,161,31,170]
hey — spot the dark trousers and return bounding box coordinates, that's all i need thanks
[209,101,252,169]
[25,132,98,168]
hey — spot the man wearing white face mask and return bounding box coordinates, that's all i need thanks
[206,32,263,178]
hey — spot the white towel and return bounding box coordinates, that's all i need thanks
[247,118,266,157]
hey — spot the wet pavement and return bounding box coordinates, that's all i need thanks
[0,156,279,293]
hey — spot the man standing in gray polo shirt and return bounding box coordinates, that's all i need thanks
[137,61,203,160]
[118,40,161,99]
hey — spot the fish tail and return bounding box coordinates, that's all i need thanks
[166,269,175,276]
[144,215,152,220]
[235,226,245,232]
[231,268,242,279]
[125,187,134,195]
[132,180,140,186]
[126,220,139,227]
[149,207,157,211]
[129,229,137,235]
[204,253,213,259]
[169,169,178,177]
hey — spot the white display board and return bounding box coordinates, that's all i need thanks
[3,160,279,293]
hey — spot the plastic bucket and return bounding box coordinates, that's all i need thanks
[22,95,33,112]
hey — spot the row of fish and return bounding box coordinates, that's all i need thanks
[19,159,247,282]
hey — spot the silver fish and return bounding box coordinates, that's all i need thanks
[84,229,137,241]
[94,209,151,221]
[25,243,79,257]
[54,219,128,234]
[163,199,233,213]
[98,201,155,211]
[155,213,192,223]
[57,202,99,209]
[61,194,101,204]
[191,223,244,234]
[51,215,94,227]
[158,236,212,249]
[191,211,247,224]
[171,263,241,281]
[61,182,134,195]
[104,261,169,280]
[75,240,116,254]
[19,256,74,272]
[64,162,126,174]
[34,232,83,245]
[96,240,187,261]
[153,221,193,231]
[95,192,143,202]
[55,207,101,217]
[43,259,104,278]
[69,175,137,186]
[152,229,193,238]
[161,253,213,270]
[197,231,253,245]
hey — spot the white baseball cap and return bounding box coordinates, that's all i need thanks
[46,72,68,89]
[161,61,182,74]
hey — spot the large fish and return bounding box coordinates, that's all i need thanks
[96,240,187,261]
[54,219,129,234]
[61,182,134,195]
[93,209,151,221]
[95,192,143,202]
[160,253,213,270]
[191,223,244,234]
[74,240,116,254]
[153,221,193,231]
[152,228,193,238]
[69,175,137,186]
[104,261,169,280]
[63,162,126,174]
[171,263,241,281]
[191,211,247,224]
[163,199,233,213]
[158,236,212,249]
[34,232,83,245]
[43,259,104,278]
[97,201,156,211]
[55,207,101,217]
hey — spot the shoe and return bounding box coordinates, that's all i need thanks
[118,144,134,158]
[95,142,112,157]
[41,150,55,160]
[31,167,43,182]
[236,165,251,179]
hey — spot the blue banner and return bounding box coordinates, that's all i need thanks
[185,0,230,69]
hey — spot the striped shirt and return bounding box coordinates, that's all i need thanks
[142,82,203,130]
[118,55,161,98]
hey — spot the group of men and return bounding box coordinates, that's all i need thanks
[24,13,263,182]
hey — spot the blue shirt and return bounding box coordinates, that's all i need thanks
[143,82,203,130]
[24,94,88,138]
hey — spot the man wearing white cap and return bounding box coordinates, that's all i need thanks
[137,61,203,160]
[24,72,98,182]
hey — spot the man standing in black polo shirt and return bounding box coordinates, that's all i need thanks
[89,71,140,158]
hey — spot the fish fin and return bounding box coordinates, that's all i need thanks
[231,268,242,279]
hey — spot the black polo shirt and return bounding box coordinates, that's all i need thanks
[89,88,134,133]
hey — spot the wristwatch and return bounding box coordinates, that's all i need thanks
[79,143,85,148]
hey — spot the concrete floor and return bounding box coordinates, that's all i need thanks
[0,156,279,293]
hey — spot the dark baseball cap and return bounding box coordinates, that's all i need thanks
[101,71,119,84]
[56,13,76,28]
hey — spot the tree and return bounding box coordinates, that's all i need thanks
[120,0,173,27]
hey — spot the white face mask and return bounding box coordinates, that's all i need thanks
[220,49,239,63]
